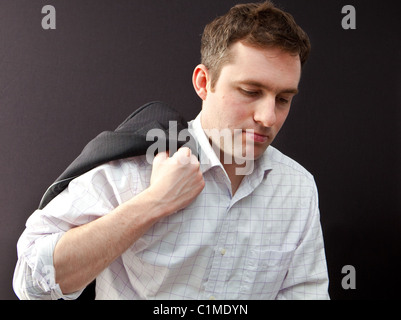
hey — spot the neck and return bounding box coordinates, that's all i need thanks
[220,151,250,196]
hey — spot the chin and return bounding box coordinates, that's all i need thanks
[247,141,270,159]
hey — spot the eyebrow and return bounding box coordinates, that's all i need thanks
[235,80,299,95]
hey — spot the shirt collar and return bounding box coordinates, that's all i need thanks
[188,112,274,176]
[188,113,223,174]
[255,145,275,173]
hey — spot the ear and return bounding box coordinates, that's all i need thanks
[192,64,210,101]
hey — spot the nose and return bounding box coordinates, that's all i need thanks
[253,97,276,127]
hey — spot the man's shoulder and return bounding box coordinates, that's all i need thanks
[78,154,151,181]
[103,154,150,172]
[265,146,315,183]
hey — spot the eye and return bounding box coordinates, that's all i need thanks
[276,96,290,105]
[240,88,260,97]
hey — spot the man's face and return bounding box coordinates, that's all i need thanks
[200,41,301,162]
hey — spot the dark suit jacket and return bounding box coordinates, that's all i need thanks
[39,101,196,209]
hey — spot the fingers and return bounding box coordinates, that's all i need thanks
[153,150,169,164]
[175,147,191,157]
[172,147,198,165]
[153,148,198,167]
[149,147,204,213]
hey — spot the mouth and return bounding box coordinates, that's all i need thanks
[244,130,269,143]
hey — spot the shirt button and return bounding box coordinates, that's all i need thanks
[220,248,226,256]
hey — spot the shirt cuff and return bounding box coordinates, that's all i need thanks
[31,233,84,300]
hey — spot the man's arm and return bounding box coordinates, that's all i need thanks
[52,148,204,295]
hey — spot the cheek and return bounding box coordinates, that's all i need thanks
[207,88,253,129]
[234,109,251,126]
[221,95,251,124]
[275,109,291,131]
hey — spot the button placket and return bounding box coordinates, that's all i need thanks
[203,203,232,297]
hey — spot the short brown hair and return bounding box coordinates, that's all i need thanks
[201,1,311,88]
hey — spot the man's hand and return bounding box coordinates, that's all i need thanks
[148,147,205,215]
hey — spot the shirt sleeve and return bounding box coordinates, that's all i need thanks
[12,161,123,300]
[13,229,83,300]
[276,181,330,300]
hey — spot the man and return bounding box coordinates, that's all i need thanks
[13,1,329,299]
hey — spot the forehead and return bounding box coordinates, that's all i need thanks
[220,42,301,90]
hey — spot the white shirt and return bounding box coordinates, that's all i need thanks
[13,113,329,300]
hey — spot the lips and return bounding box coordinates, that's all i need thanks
[244,131,269,143]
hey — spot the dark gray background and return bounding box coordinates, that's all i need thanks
[0,0,399,300]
